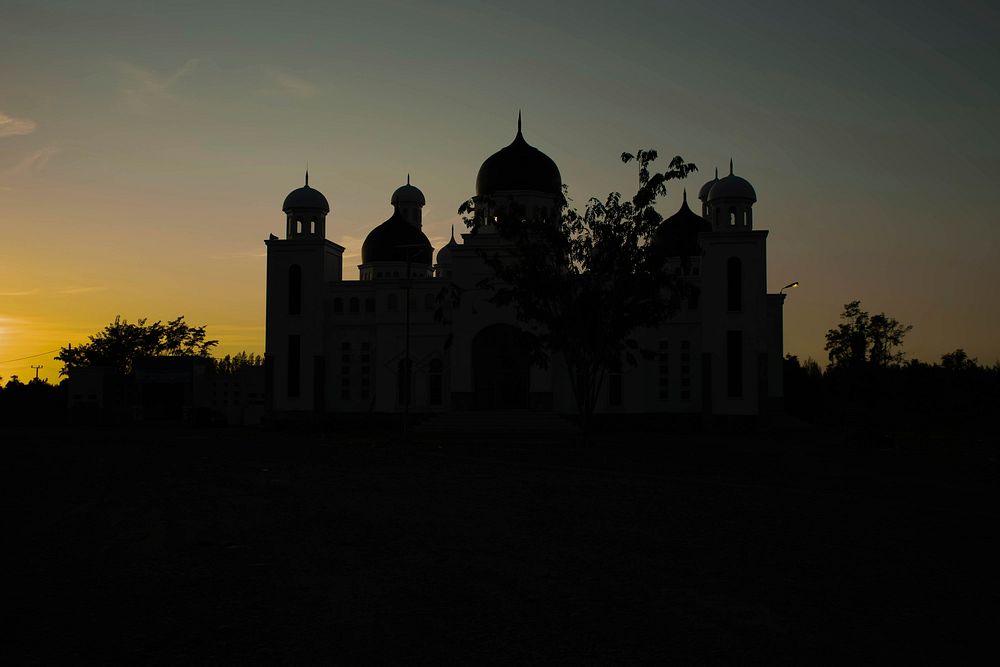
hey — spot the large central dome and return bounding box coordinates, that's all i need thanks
[361,208,433,265]
[475,114,562,197]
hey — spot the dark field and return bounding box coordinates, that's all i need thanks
[7,425,996,663]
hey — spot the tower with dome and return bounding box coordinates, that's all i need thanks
[264,117,785,418]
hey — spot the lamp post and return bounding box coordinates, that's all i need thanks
[396,243,429,440]
[780,281,799,295]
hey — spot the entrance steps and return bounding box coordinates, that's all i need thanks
[413,410,580,439]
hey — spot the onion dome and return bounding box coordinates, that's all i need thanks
[282,171,330,212]
[708,159,757,202]
[654,190,711,257]
[362,207,433,264]
[475,112,562,197]
[698,168,719,201]
[436,225,459,265]
[391,174,426,207]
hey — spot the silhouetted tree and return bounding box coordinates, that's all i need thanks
[56,315,217,377]
[461,149,696,418]
[824,300,912,370]
[941,348,977,372]
[214,351,264,375]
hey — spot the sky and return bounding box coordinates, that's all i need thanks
[1,0,998,383]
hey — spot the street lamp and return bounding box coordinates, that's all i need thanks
[780,281,799,295]
[395,243,430,439]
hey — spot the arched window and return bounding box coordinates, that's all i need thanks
[288,264,302,315]
[365,297,375,313]
[727,257,742,311]
[729,208,737,226]
[387,293,398,312]
[349,297,359,314]
[429,358,443,406]
[333,297,343,313]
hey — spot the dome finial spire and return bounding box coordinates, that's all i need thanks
[715,167,719,180]
[450,224,455,243]
[517,110,522,136]
[683,188,688,204]
[305,164,309,187]
[729,158,733,176]
[407,173,410,185]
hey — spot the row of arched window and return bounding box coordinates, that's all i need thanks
[287,217,321,236]
[332,292,437,315]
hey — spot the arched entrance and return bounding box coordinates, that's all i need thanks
[472,323,530,409]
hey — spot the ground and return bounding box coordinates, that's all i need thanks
[7,424,995,663]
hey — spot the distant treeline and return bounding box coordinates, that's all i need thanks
[784,351,999,437]
[0,352,262,425]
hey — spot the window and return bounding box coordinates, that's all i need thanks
[688,289,699,311]
[727,330,743,398]
[680,340,691,402]
[288,264,302,315]
[360,342,371,400]
[658,340,669,401]
[349,297,359,314]
[365,296,375,313]
[609,362,623,407]
[341,342,352,400]
[727,257,742,311]
[429,358,443,406]
[287,335,300,397]
[729,208,737,226]
[333,297,343,313]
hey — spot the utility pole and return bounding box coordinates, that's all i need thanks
[31,364,43,381]
[396,243,428,442]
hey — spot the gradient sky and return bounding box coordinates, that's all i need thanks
[2,0,998,383]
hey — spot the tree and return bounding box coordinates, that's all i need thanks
[214,351,264,375]
[56,315,217,377]
[824,300,912,369]
[461,149,696,417]
[941,348,977,372]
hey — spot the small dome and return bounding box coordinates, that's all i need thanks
[282,172,330,212]
[654,192,711,258]
[698,168,719,201]
[391,176,426,206]
[708,161,756,202]
[436,226,459,265]
[362,208,433,265]
[475,114,562,197]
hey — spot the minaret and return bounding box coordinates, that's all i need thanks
[705,159,757,232]
[282,170,329,238]
[266,173,344,413]
[390,174,426,229]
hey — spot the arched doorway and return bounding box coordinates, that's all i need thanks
[472,323,530,409]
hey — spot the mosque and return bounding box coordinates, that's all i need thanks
[264,118,785,418]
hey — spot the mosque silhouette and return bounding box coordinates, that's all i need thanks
[265,116,785,418]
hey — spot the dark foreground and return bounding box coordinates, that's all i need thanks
[7,425,996,663]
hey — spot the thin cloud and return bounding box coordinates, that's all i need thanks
[116,59,199,110]
[258,67,318,99]
[0,145,59,189]
[208,250,267,260]
[0,288,41,297]
[58,286,108,295]
[0,112,36,138]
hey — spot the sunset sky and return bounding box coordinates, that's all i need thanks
[2,0,998,383]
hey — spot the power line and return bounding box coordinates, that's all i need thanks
[0,348,61,365]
